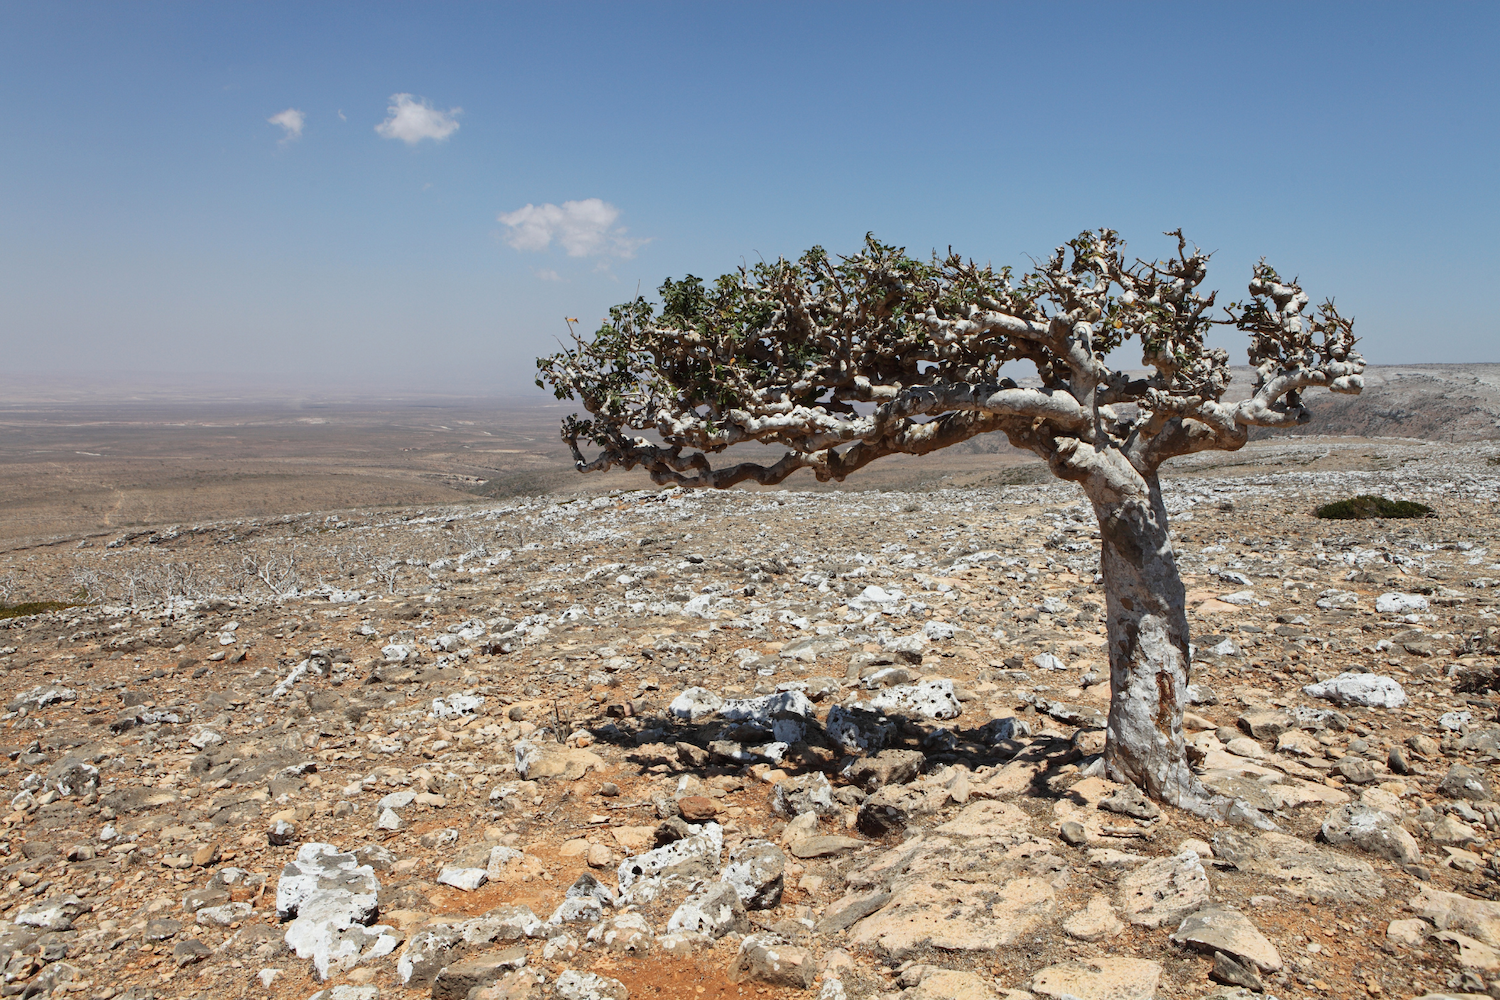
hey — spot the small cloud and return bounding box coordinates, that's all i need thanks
[337,109,347,121]
[268,108,305,142]
[375,93,460,144]
[534,268,562,282]
[497,198,645,259]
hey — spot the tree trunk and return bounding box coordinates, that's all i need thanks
[1090,473,1205,808]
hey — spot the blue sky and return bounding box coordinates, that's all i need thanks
[2,2,1496,396]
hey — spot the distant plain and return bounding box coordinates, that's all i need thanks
[2,364,1496,549]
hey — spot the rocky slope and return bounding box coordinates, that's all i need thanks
[1,443,1499,1000]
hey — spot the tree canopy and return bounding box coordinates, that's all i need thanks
[536,230,1363,489]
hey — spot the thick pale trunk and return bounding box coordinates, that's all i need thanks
[1090,474,1204,808]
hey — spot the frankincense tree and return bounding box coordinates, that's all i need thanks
[536,229,1364,815]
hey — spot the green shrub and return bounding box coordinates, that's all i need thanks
[1314,495,1434,520]
[0,600,78,621]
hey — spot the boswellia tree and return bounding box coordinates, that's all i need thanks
[536,229,1364,817]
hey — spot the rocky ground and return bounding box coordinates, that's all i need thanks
[2,439,1500,1000]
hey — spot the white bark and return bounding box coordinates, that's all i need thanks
[1088,474,1202,807]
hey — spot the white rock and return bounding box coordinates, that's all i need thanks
[849,585,905,612]
[431,694,484,719]
[861,679,962,720]
[277,843,397,979]
[555,969,629,1000]
[921,621,956,641]
[1316,589,1360,610]
[719,689,815,743]
[196,902,253,926]
[1376,592,1430,614]
[1302,672,1407,709]
[1032,652,1068,671]
[617,823,723,893]
[668,687,723,723]
[375,808,403,831]
[1441,711,1473,731]
[309,987,379,1000]
[882,634,928,657]
[1219,590,1257,606]
[377,791,416,811]
[487,846,524,879]
[666,880,750,938]
[436,867,488,891]
[14,896,84,932]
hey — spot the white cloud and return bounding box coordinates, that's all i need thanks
[534,268,562,281]
[268,108,304,142]
[375,93,460,144]
[497,199,644,258]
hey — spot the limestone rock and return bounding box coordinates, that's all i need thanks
[1410,888,1500,948]
[825,704,897,752]
[666,880,749,938]
[512,740,605,781]
[1320,802,1421,863]
[860,679,962,720]
[1437,928,1500,972]
[1170,906,1284,971]
[437,866,488,891]
[276,843,396,980]
[1062,895,1124,941]
[1432,815,1482,846]
[906,970,999,1000]
[14,895,86,932]
[1376,592,1429,613]
[719,688,816,742]
[728,933,817,988]
[430,948,527,1000]
[721,840,786,910]
[1211,830,1385,902]
[585,913,653,955]
[1302,672,1407,708]
[1030,957,1162,1000]
[1440,764,1495,802]
[1387,918,1432,947]
[849,876,1055,958]
[616,822,722,893]
[770,771,838,818]
[555,970,629,1000]
[1116,852,1211,928]
[845,749,924,791]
